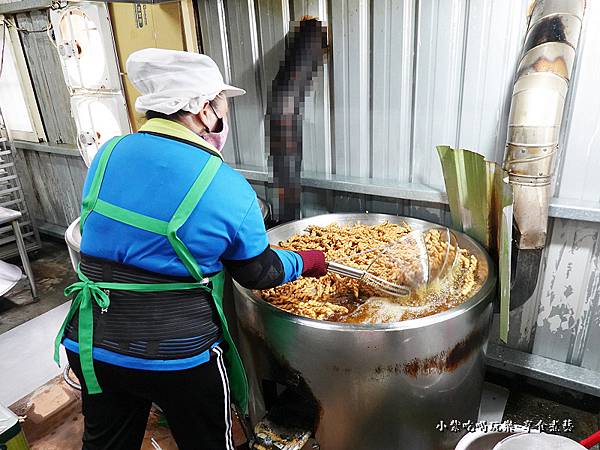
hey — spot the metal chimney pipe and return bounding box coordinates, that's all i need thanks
[504,0,585,250]
[503,0,585,308]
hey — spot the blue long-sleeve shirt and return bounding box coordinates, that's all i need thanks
[80,120,302,279]
[63,118,303,370]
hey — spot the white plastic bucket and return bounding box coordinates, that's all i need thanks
[455,426,532,450]
[65,217,81,272]
[0,403,29,449]
[493,433,585,450]
[455,428,584,450]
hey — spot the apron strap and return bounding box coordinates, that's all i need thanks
[55,266,209,394]
[79,132,221,281]
[94,199,169,236]
[166,156,222,281]
[80,136,127,232]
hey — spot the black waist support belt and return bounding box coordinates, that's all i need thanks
[65,254,222,360]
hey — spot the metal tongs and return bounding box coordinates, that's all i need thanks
[327,227,460,297]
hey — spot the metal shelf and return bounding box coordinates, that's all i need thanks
[547,197,600,223]
[0,134,41,259]
[0,236,40,260]
[486,343,600,397]
[238,167,600,223]
[16,140,600,223]
[100,0,179,3]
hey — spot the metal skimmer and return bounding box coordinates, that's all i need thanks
[327,227,460,298]
[327,260,411,296]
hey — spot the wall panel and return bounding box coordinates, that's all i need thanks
[145,0,600,371]
[16,10,77,145]
[15,147,86,229]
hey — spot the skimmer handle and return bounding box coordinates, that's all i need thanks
[326,261,366,280]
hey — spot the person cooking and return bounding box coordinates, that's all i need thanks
[53,48,327,450]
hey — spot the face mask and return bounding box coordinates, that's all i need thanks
[203,118,229,152]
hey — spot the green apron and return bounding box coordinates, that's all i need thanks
[54,135,249,413]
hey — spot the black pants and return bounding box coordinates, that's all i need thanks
[66,347,234,450]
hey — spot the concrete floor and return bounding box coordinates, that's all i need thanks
[1,238,599,448]
[0,239,75,335]
[503,381,599,446]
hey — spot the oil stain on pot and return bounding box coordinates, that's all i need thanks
[367,325,488,380]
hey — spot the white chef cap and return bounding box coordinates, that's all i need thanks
[126,48,245,115]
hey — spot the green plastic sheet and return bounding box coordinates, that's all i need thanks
[437,146,513,342]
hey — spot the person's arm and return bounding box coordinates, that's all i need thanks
[221,198,326,289]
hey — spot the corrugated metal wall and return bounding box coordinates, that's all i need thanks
[196,0,529,179]
[195,0,600,373]
[526,0,600,371]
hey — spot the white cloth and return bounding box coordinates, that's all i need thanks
[126,48,245,115]
[0,260,23,296]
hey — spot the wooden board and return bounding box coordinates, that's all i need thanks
[109,2,187,131]
[49,154,80,224]
[15,10,77,145]
[12,146,41,218]
[15,147,86,228]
